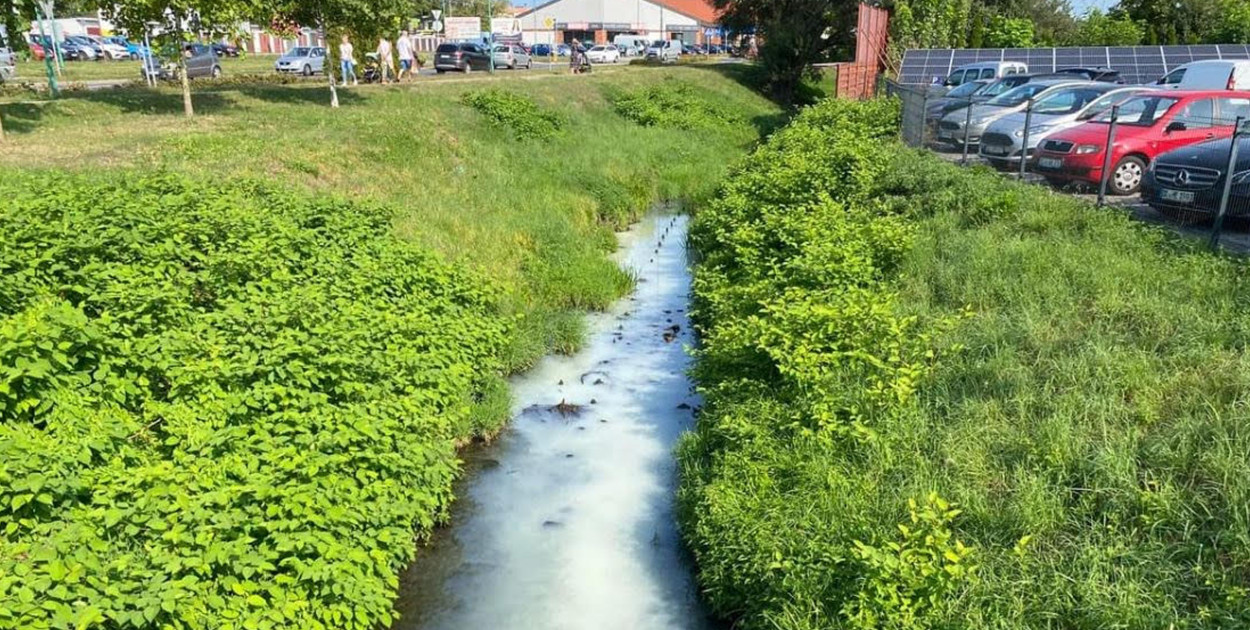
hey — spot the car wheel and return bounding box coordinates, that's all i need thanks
[1043,177,1068,188]
[436,69,445,74]
[211,66,222,79]
[1111,156,1146,195]
[463,64,471,74]
[509,61,515,69]
[526,60,532,69]
[302,64,312,76]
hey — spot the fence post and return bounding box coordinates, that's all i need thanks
[961,101,974,166]
[1097,105,1120,207]
[1019,98,1034,180]
[917,89,929,148]
[1209,116,1245,252]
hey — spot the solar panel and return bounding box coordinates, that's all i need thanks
[898,44,1250,87]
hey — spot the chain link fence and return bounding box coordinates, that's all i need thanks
[885,79,1250,249]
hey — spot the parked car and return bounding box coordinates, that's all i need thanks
[493,44,532,69]
[1143,130,1250,218]
[1156,60,1250,91]
[28,40,46,61]
[434,42,491,74]
[211,42,240,58]
[1054,67,1124,83]
[979,85,1148,168]
[275,46,326,75]
[556,44,571,57]
[924,80,991,128]
[1034,90,1250,195]
[586,44,620,64]
[944,61,1028,87]
[102,36,149,59]
[55,37,97,61]
[66,35,104,60]
[688,44,708,55]
[938,80,1089,147]
[531,43,552,57]
[142,43,221,81]
[646,39,681,62]
[932,72,1058,124]
[87,35,131,60]
[0,46,14,84]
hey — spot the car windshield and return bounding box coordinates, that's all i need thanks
[985,84,1050,107]
[980,78,1024,97]
[945,81,984,98]
[290,47,310,56]
[591,46,605,51]
[651,41,665,47]
[1030,87,1109,115]
[494,45,508,52]
[1092,95,1180,126]
[1077,90,1144,120]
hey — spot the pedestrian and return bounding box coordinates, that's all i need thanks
[377,36,394,84]
[569,38,582,75]
[340,34,358,86]
[397,29,415,81]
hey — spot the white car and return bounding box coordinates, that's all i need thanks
[586,45,620,64]
[89,36,131,60]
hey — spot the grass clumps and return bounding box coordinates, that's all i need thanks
[610,79,737,130]
[0,172,509,630]
[681,96,1250,629]
[460,88,565,140]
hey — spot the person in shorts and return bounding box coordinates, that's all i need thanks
[397,30,415,81]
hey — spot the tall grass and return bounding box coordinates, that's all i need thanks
[681,97,1250,629]
[0,67,777,372]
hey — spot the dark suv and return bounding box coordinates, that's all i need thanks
[434,42,491,74]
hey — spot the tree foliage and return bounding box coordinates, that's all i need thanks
[982,15,1034,47]
[1063,9,1143,46]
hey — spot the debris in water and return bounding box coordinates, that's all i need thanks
[677,403,692,410]
[580,370,610,385]
[542,520,564,529]
[589,399,597,405]
[662,324,681,343]
[564,453,574,458]
[551,399,582,417]
[558,379,564,386]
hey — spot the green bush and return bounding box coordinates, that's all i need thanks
[681,96,1250,629]
[0,172,509,630]
[609,79,739,130]
[460,88,566,140]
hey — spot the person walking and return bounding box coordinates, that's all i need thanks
[340,34,358,86]
[569,39,583,75]
[377,36,394,84]
[397,29,415,81]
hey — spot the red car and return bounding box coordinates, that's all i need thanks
[1033,90,1250,195]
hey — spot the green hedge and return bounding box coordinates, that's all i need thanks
[680,98,1250,628]
[0,173,509,629]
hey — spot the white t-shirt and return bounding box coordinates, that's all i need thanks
[340,42,354,63]
[397,36,414,60]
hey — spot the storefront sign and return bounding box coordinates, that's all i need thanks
[555,22,589,30]
[601,23,631,31]
[668,24,699,32]
[445,16,481,40]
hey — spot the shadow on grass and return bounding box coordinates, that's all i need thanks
[686,62,835,110]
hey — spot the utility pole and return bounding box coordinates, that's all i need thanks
[487,0,494,73]
[35,0,59,97]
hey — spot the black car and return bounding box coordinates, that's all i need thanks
[1054,67,1124,83]
[1143,134,1250,219]
[211,42,240,57]
[433,42,492,73]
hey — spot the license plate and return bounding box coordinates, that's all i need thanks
[1038,157,1063,170]
[1160,188,1195,203]
[983,145,1007,155]
[439,55,450,59]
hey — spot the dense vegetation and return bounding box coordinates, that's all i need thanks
[460,89,566,140]
[680,97,1250,629]
[609,79,740,130]
[0,70,779,629]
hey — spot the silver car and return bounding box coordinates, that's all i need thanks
[938,80,1089,147]
[0,47,14,84]
[979,85,1149,167]
[493,44,532,69]
[275,46,327,75]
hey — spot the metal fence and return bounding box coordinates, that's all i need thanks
[885,79,1250,249]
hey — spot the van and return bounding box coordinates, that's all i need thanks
[613,35,650,56]
[1156,60,1250,91]
[646,39,681,63]
[945,61,1028,86]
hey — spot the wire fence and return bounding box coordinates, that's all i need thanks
[885,79,1250,250]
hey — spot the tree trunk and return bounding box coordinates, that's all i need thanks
[329,71,339,108]
[0,105,6,142]
[180,54,194,117]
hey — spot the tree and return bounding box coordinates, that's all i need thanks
[266,0,431,108]
[1063,8,1142,46]
[713,0,857,105]
[1116,0,1222,44]
[106,0,260,117]
[1215,0,1250,43]
[983,15,1033,47]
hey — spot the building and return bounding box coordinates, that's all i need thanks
[515,0,722,47]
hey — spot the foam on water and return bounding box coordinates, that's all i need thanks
[392,213,716,630]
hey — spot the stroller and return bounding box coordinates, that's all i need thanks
[362,52,384,83]
[572,46,592,74]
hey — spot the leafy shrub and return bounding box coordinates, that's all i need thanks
[609,80,738,130]
[0,172,509,630]
[460,88,565,140]
[682,95,1250,629]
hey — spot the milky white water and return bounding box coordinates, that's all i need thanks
[392,213,717,630]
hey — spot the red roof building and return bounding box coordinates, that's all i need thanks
[516,0,725,46]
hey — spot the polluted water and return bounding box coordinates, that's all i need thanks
[392,213,719,630]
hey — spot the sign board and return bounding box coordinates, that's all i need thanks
[432,20,444,32]
[490,18,522,36]
[556,22,589,30]
[543,17,556,29]
[445,16,482,40]
[431,9,442,20]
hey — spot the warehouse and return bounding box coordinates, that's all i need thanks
[515,0,722,47]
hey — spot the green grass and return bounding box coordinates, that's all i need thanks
[0,65,777,372]
[680,97,1250,629]
[11,54,280,84]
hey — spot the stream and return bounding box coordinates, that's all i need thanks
[391,212,717,630]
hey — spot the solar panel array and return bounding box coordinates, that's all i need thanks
[899,45,1250,86]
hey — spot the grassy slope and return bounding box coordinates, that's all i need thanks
[681,98,1250,629]
[1,66,778,373]
[11,55,280,84]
